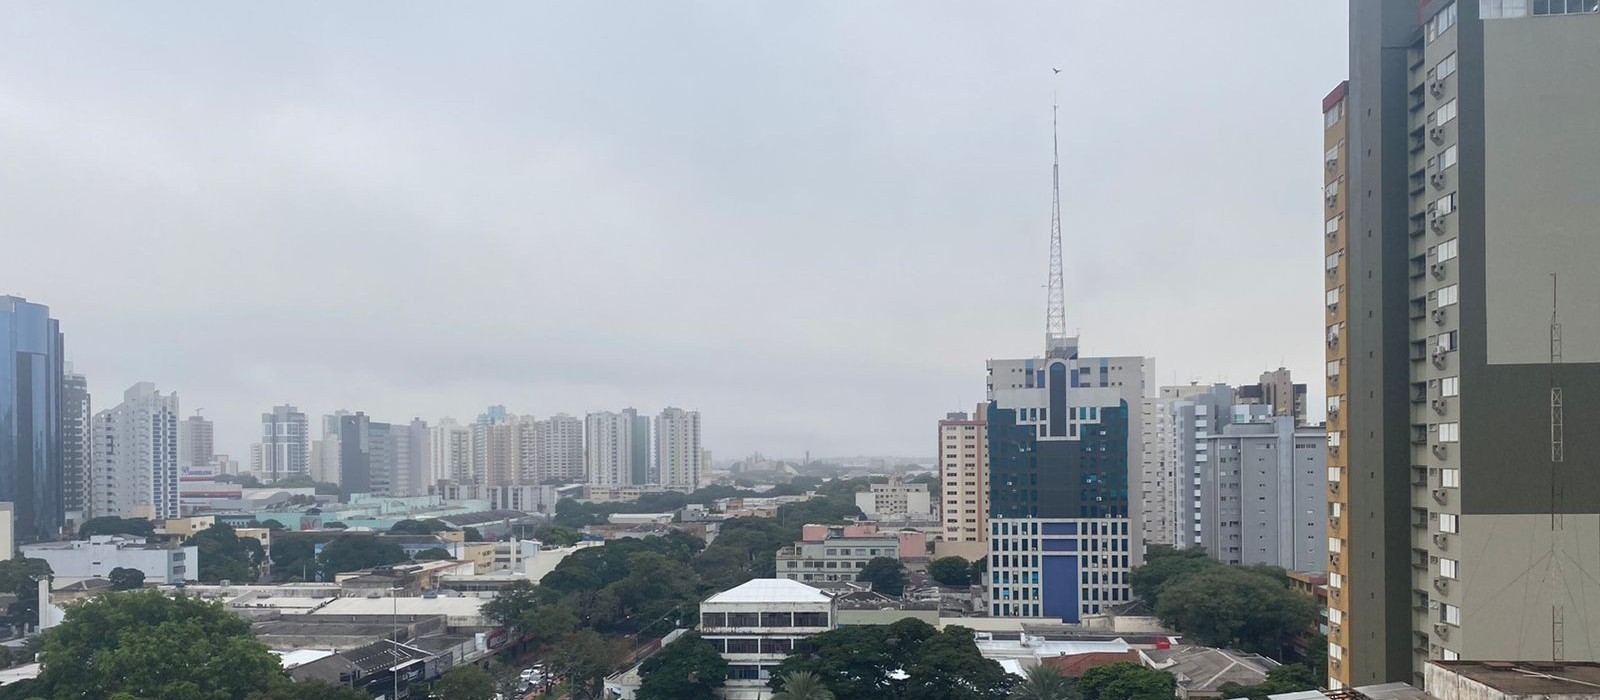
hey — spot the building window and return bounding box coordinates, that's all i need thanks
[1442,468,1460,488]
[726,638,760,654]
[1441,376,1460,397]
[1440,558,1459,579]
[1436,53,1458,81]
[1325,251,1342,272]
[793,612,829,627]
[702,612,727,628]
[1433,192,1457,218]
[1429,146,1459,174]
[1328,537,1343,553]
[1436,284,1459,308]
[1329,643,1344,660]
[1427,2,1459,42]
[1443,648,1461,661]
[761,638,794,655]
[1441,603,1462,626]
[1481,0,1530,18]
[761,612,793,627]
[1433,238,1459,263]
[1325,101,1344,129]
[727,612,759,627]
[1438,422,1460,443]
[1440,513,1460,533]
[1329,572,1343,588]
[1535,0,1600,14]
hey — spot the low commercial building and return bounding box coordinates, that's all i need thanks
[22,536,198,584]
[776,534,901,586]
[1142,646,1279,700]
[1427,661,1600,700]
[699,579,835,698]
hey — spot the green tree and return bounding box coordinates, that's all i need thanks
[412,548,453,562]
[323,521,348,530]
[858,557,907,596]
[78,516,155,539]
[186,523,265,583]
[315,535,407,575]
[774,618,938,700]
[244,681,373,700]
[1129,546,1217,607]
[545,630,624,700]
[258,519,287,531]
[927,556,973,587]
[32,589,288,700]
[1078,662,1174,700]
[637,633,730,700]
[481,580,577,646]
[1011,663,1077,700]
[0,557,52,629]
[692,517,790,591]
[270,538,321,581]
[533,525,583,547]
[902,625,1014,700]
[774,671,836,700]
[462,526,484,542]
[433,664,497,700]
[1154,567,1315,657]
[108,567,146,590]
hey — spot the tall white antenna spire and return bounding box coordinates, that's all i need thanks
[1045,85,1067,354]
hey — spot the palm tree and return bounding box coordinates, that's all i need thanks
[1012,663,1077,700]
[773,670,835,700]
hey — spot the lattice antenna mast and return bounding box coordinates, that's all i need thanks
[1549,273,1566,661]
[1045,98,1067,354]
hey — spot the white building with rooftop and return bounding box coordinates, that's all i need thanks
[699,578,835,699]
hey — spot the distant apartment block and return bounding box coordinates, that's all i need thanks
[91,383,181,520]
[655,407,702,492]
[261,405,311,483]
[855,476,934,522]
[938,408,987,553]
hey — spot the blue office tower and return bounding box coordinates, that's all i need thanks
[0,296,65,541]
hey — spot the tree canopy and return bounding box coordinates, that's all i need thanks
[545,630,625,700]
[388,519,451,535]
[1219,663,1320,700]
[858,557,907,596]
[185,523,265,583]
[1077,662,1175,700]
[0,557,52,630]
[1011,663,1076,700]
[637,633,729,700]
[928,556,973,587]
[776,619,1012,700]
[77,516,155,539]
[31,590,287,700]
[315,535,407,576]
[412,548,453,562]
[108,567,146,590]
[773,671,836,700]
[1153,566,1315,658]
[1129,546,1214,608]
[432,665,498,700]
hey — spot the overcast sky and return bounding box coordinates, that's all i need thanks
[0,3,1348,461]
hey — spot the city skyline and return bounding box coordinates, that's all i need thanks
[0,3,1346,459]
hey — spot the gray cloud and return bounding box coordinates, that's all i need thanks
[0,2,1347,459]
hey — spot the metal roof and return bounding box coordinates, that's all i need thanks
[703,578,832,604]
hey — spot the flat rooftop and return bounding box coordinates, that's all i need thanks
[1436,661,1600,696]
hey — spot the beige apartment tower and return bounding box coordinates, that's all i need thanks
[937,406,987,560]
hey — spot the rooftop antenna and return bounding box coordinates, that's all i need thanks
[1548,273,1566,662]
[1045,69,1067,357]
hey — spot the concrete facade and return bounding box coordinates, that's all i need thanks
[91,383,181,520]
[61,369,90,528]
[654,407,702,492]
[699,579,835,695]
[1194,413,1326,572]
[938,408,988,550]
[24,535,197,584]
[1335,2,1600,688]
[261,405,310,483]
[855,476,934,522]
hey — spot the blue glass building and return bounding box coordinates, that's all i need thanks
[0,296,65,541]
[986,339,1147,621]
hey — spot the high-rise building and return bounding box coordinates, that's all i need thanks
[1235,368,1308,424]
[260,405,310,483]
[655,407,702,493]
[1192,407,1326,572]
[337,412,374,494]
[430,418,472,486]
[985,343,1151,621]
[90,383,181,520]
[179,414,214,470]
[1138,395,1179,548]
[585,411,634,487]
[337,413,428,496]
[475,418,521,487]
[537,414,584,484]
[0,296,65,541]
[392,418,429,497]
[626,408,652,485]
[938,408,988,555]
[1332,2,1600,687]
[309,411,347,485]
[61,368,90,529]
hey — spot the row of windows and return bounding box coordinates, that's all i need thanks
[1427,2,1459,43]
[1535,0,1600,14]
[701,612,830,628]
